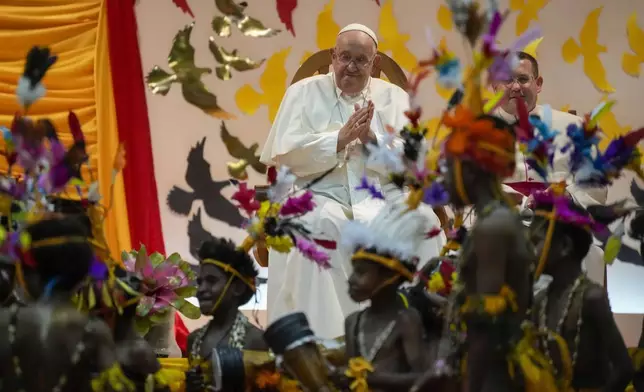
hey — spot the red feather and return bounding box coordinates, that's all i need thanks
[172,0,195,18]
[623,127,644,148]
[313,238,337,250]
[276,0,298,36]
[67,111,84,143]
[513,97,532,142]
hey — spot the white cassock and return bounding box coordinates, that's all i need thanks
[495,106,608,285]
[260,73,446,338]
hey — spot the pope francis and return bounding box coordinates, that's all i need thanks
[260,23,445,338]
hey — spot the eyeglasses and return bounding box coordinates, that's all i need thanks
[336,52,374,68]
[502,75,533,86]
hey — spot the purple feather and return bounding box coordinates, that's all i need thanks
[356,175,384,199]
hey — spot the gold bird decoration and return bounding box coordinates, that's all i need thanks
[378,0,418,72]
[623,12,644,78]
[227,159,250,180]
[220,121,267,174]
[508,0,550,36]
[235,47,291,123]
[146,23,236,119]
[213,0,281,38]
[561,7,615,93]
[208,37,265,80]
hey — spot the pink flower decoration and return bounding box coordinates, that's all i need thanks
[280,191,315,216]
[295,237,331,269]
[232,182,260,216]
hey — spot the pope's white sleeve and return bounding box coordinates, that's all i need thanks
[260,84,340,177]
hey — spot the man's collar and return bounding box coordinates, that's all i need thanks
[495,104,541,122]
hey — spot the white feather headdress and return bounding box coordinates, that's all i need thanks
[340,201,432,267]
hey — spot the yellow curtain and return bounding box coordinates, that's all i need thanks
[0,0,131,259]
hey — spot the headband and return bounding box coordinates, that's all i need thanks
[202,258,257,292]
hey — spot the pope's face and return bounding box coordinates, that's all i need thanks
[493,58,543,115]
[331,31,378,96]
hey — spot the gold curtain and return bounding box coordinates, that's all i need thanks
[0,0,131,259]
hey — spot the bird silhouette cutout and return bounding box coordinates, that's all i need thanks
[437,4,453,31]
[300,0,341,65]
[220,121,266,174]
[146,23,235,119]
[561,7,615,93]
[560,104,571,113]
[377,0,418,72]
[235,47,291,123]
[187,208,268,284]
[508,0,550,36]
[212,0,281,38]
[166,137,244,228]
[187,208,216,260]
[208,37,264,81]
[623,12,644,78]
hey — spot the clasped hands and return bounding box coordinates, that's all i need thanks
[337,101,376,152]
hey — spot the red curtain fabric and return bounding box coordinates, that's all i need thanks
[107,0,190,350]
[106,0,165,255]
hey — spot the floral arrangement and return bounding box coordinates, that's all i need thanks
[231,166,334,268]
[122,245,200,335]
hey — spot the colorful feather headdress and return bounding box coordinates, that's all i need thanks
[340,201,433,282]
[417,1,544,181]
[231,166,335,269]
[529,99,644,273]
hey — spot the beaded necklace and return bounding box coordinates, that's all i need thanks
[538,274,586,374]
[356,310,398,363]
[190,312,248,364]
[8,304,90,392]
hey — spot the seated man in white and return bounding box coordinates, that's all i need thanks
[493,51,608,284]
[260,23,445,339]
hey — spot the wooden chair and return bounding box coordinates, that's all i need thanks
[253,49,450,267]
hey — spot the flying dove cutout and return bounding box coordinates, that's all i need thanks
[146,23,235,119]
[208,37,264,81]
[561,7,615,93]
[378,0,418,72]
[300,0,341,65]
[508,0,550,36]
[220,121,267,181]
[235,47,292,123]
[213,0,281,38]
[623,12,644,78]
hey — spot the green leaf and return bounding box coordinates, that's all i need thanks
[174,286,197,298]
[603,235,622,265]
[175,298,201,319]
[148,310,170,324]
[135,245,148,272]
[167,253,182,264]
[149,252,165,268]
[134,317,151,336]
